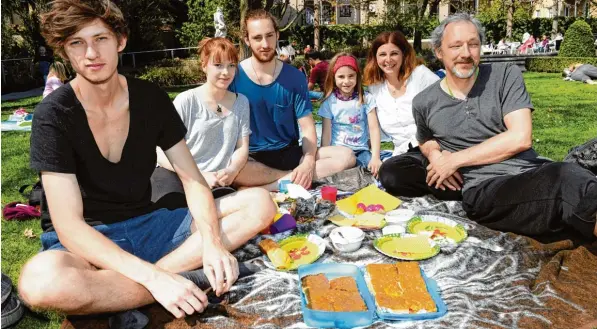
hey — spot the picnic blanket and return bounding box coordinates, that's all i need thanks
[1,120,32,132]
[62,195,597,329]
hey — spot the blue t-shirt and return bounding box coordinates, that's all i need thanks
[229,62,312,152]
[319,93,376,151]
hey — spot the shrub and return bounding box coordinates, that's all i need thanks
[559,20,596,58]
[139,59,205,87]
[526,57,597,72]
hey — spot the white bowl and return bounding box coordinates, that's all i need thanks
[330,226,365,253]
[385,209,415,225]
[382,225,406,236]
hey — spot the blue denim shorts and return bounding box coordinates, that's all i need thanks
[354,149,372,168]
[40,208,192,264]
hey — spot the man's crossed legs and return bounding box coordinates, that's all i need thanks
[18,189,276,316]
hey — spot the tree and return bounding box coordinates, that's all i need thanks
[382,0,440,53]
[477,0,537,41]
[117,0,177,51]
[558,20,596,57]
[1,0,50,57]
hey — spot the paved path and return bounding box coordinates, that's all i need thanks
[1,87,43,102]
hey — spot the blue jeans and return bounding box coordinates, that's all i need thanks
[309,90,323,100]
[40,208,192,264]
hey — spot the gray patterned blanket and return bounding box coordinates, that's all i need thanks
[63,194,597,329]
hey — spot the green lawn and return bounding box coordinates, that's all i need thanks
[1,73,596,329]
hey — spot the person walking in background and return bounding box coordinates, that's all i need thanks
[42,62,68,98]
[319,53,383,177]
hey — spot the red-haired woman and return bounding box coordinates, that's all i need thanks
[154,37,251,196]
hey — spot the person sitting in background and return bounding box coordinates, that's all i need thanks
[539,35,550,52]
[425,54,446,78]
[42,62,68,98]
[563,63,597,85]
[305,50,329,100]
[278,47,291,64]
[303,44,311,54]
[286,41,297,61]
[518,33,535,54]
[497,38,509,53]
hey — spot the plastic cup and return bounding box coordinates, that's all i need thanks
[321,186,338,203]
[279,180,291,193]
[270,214,297,234]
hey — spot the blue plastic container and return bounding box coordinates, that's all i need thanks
[298,264,376,328]
[297,263,447,328]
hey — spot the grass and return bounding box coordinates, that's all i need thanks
[1,73,596,328]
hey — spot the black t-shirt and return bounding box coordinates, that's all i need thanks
[30,77,187,231]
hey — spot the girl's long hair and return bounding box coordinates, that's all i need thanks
[322,52,364,105]
[50,62,67,82]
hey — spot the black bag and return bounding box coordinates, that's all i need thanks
[564,138,597,175]
[19,180,50,224]
[19,181,44,207]
[1,273,25,328]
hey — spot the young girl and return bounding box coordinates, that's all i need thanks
[320,53,382,177]
[42,62,67,98]
[154,37,251,193]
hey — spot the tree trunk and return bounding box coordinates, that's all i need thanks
[240,0,250,60]
[506,0,513,39]
[551,0,559,38]
[413,0,429,53]
[314,1,320,50]
[429,0,440,16]
[414,29,423,53]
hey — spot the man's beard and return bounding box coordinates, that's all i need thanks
[451,62,478,79]
[251,47,276,63]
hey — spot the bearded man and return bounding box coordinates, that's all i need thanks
[229,9,355,191]
[382,13,597,242]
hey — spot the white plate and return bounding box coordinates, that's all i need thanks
[382,225,406,235]
[384,209,415,224]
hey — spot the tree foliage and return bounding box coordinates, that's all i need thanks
[381,0,440,52]
[1,0,50,59]
[178,0,242,47]
[0,0,177,59]
[116,0,176,51]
